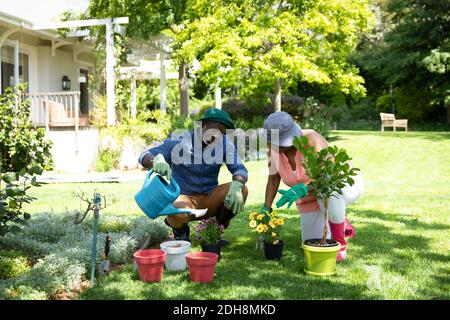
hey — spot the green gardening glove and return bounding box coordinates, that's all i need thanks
[275,183,308,209]
[152,154,171,180]
[260,206,272,218]
[224,181,245,215]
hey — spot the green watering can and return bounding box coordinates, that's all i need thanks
[135,169,206,219]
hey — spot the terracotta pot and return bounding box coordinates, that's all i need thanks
[133,249,166,282]
[186,252,219,283]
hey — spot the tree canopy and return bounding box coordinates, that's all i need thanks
[86,0,374,112]
[169,0,374,109]
[88,0,188,38]
[355,0,450,120]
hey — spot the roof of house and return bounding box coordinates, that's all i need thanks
[0,7,94,55]
[0,0,89,25]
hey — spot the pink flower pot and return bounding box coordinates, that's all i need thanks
[133,249,166,282]
[186,252,219,283]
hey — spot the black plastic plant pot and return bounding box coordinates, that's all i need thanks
[201,243,221,260]
[263,240,284,260]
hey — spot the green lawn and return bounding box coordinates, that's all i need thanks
[29,131,450,299]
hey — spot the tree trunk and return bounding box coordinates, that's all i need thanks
[178,62,188,117]
[321,198,329,245]
[273,78,282,112]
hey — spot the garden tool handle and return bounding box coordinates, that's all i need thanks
[105,235,111,258]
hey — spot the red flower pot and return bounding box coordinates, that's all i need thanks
[133,249,166,282]
[186,252,219,283]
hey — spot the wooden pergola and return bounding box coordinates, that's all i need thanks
[118,36,177,117]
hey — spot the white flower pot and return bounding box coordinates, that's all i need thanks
[160,240,191,271]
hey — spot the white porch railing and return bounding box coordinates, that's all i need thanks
[26,91,85,129]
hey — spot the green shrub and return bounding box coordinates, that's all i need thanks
[0,283,47,300]
[98,216,134,233]
[0,251,30,279]
[189,96,215,115]
[0,85,53,172]
[131,217,169,245]
[394,86,434,121]
[89,94,107,128]
[376,94,394,113]
[16,213,75,244]
[280,95,306,116]
[0,212,168,298]
[14,254,86,294]
[106,233,138,264]
[168,114,196,132]
[222,97,269,120]
[0,166,44,236]
[0,236,54,258]
[95,147,121,172]
[234,115,265,130]
[295,97,333,138]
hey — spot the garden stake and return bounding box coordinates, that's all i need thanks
[90,192,101,287]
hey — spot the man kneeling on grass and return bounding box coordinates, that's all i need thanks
[138,108,248,244]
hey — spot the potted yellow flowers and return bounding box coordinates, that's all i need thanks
[249,210,285,260]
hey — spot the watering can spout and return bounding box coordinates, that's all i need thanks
[135,169,192,219]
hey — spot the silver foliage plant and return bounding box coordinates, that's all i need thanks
[0,213,168,299]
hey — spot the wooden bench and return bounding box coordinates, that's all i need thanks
[380,113,408,132]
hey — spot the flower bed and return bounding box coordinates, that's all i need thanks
[0,213,168,300]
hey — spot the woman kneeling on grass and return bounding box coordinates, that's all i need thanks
[260,112,364,261]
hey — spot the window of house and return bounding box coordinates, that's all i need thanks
[1,45,29,94]
[79,68,89,114]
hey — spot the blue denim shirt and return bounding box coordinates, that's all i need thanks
[138,130,248,195]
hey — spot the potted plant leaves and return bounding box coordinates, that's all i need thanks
[249,210,286,260]
[193,217,224,259]
[293,136,359,276]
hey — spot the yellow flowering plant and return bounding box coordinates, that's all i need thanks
[248,210,285,244]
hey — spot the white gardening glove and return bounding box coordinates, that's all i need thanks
[224,181,245,215]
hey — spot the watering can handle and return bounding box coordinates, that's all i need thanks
[143,168,180,192]
[142,168,155,189]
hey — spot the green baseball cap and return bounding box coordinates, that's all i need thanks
[198,108,235,129]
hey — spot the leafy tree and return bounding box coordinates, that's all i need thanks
[0,86,53,173]
[355,0,450,121]
[170,0,374,111]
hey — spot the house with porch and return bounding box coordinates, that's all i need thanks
[1,2,176,173]
[0,7,99,172]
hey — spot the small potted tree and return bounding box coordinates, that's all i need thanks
[294,136,359,276]
[249,210,286,260]
[193,217,224,259]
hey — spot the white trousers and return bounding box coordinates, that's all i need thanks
[300,174,364,241]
